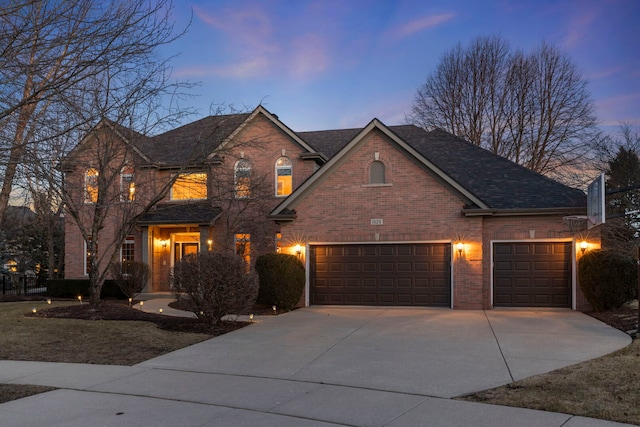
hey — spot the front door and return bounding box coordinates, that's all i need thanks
[172,233,200,267]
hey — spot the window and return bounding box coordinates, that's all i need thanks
[121,165,135,201]
[171,173,207,200]
[235,233,251,264]
[121,237,135,263]
[5,260,17,273]
[85,168,99,203]
[275,157,292,196]
[369,161,385,184]
[234,159,251,198]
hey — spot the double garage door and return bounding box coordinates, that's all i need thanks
[310,243,451,307]
[493,241,572,308]
[309,241,572,309]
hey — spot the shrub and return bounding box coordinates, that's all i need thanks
[109,261,150,300]
[579,250,636,311]
[255,253,305,311]
[46,279,125,299]
[172,251,258,325]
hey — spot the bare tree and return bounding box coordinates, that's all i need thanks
[5,0,197,307]
[209,159,279,259]
[407,35,599,182]
[0,0,188,227]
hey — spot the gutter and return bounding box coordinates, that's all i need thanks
[462,207,586,217]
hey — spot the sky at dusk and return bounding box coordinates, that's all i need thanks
[159,0,639,135]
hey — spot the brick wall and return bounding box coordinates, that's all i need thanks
[279,129,592,310]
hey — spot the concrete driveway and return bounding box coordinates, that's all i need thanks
[0,306,633,426]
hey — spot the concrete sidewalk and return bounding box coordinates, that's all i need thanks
[0,306,634,426]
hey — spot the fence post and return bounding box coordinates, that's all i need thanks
[2,275,5,295]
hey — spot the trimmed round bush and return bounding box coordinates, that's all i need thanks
[109,261,150,299]
[172,251,258,325]
[255,253,305,311]
[578,250,636,311]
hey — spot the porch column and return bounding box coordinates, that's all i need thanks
[199,225,213,252]
[141,227,151,292]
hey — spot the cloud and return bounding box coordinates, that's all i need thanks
[289,34,330,80]
[386,13,456,41]
[595,92,640,125]
[560,7,598,49]
[193,4,278,55]
[187,4,282,79]
[191,3,340,82]
[173,57,270,79]
[585,66,624,81]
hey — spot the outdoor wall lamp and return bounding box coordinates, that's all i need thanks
[294,244,302,257]
[456,242,464,257]
[161,239,168,249]
[207,239,213,251]
[580,241,588,254]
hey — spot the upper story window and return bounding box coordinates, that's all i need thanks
[171,173,207,200]
[85,168,99,203]
[120,165,135,202]
[369,161,386,184]
[275,156,292,197]
[235,159,251,198]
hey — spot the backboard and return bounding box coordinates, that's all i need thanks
[587,173,605,229]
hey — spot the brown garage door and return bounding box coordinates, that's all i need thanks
[493,242,572,308]
[310,243,451,306]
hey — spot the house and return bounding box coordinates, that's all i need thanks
[63,106,594,310]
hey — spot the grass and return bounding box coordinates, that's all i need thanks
[0,301,212,365]
[0,300,217,404]
[458,339,640,425]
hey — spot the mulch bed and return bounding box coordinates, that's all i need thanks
[18,298,246,335]
[586,305,638,338]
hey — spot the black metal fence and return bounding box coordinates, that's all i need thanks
[1,273,45,296]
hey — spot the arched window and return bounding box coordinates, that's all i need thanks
[85,168,99,203]
[235,159,251,198]
[275,156,292,196]
[120,165,135,201]
[369,161,385,184]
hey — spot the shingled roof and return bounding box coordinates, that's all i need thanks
[296,124,586,211]
[134,113,251,166]
[138,202,222,225]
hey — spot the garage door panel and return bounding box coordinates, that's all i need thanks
[415,262,430,272]
[311,243,451,307]
[494,242,571,308]
[362,278,376,287]
[397,246,413,256]
[398,262,412,272]
[379,262,394,272]
[380,246,395,256]
[397,278,412,288]
[363,263,377,272]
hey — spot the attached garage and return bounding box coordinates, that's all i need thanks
[493,241,572,308]
[309,243,451,307]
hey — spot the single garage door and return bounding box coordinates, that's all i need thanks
[493,241,572,308]
[310,243,451,307]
